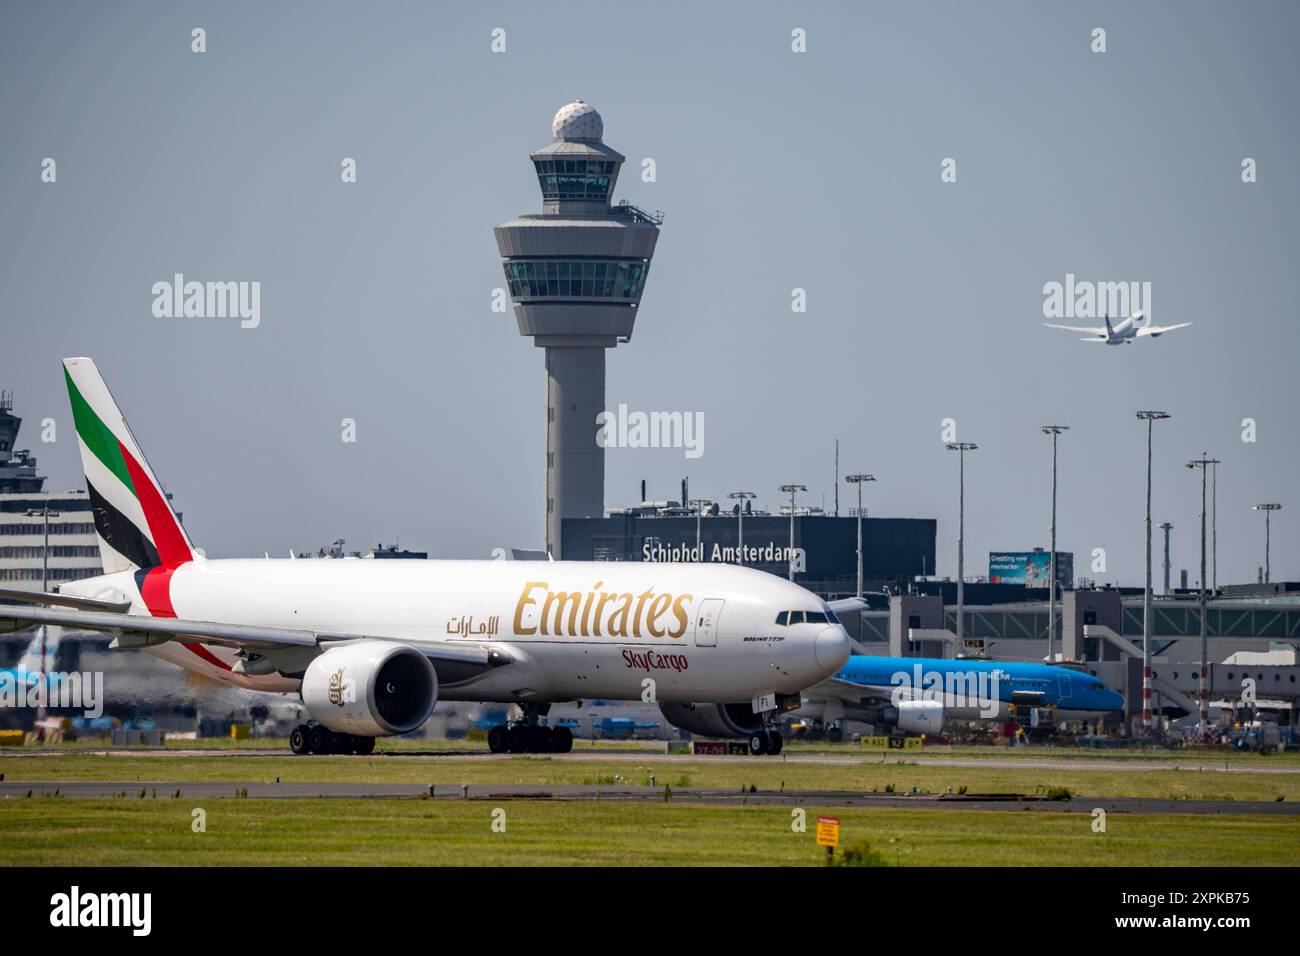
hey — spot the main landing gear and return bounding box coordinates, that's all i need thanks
[486,704,574,754]
[746,728,784,756]
[289,724,376,755]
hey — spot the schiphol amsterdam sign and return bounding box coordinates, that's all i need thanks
[642,540,804,568]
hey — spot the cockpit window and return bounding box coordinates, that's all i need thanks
[780,609,841,625]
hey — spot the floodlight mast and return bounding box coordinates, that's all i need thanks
[1136,411,1170,735]
[728,491,757,566]
[846,474,876,599]
[1041,425,1069,662]
[779,484,807,581]
[946,442,978,643]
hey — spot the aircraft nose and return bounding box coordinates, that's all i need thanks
[1106,690,1125,711]
[815,625,852,672]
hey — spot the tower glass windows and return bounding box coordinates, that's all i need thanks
[533,159,616,201]
[504,259,647,300]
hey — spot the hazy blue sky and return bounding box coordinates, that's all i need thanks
[2,1,1296,585]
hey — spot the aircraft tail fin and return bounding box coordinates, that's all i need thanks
[1104,314,1115,337]
[14,626,60,682]
[62,358,197,574]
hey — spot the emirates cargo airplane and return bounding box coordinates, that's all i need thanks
[0,359,851,756]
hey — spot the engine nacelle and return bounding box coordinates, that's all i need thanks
[896,699,944,735]
[659,701,765,739]
[302,641,437,737]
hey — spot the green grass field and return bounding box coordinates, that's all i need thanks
[3,751,1297,802]
[4,744,1298,865]
[1,797,1296,866]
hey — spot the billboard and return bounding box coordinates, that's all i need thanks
[988,550,1072,587]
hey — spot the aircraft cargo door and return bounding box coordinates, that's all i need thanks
[1057,674,1072,701]
[694,598,724,647]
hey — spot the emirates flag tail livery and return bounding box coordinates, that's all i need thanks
[0,358,851,755]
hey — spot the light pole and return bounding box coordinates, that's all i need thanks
[1188,455,1219,741]
[779,484,807,581]
[1041,425,1069,662]
[1159,522,1173,593]
[728,492,756,566]
[1136,411,1170,736]
[1210,460,1218,592]
[946,442,977,642]
[689,499,710,560]
[845,474,876,598]
[25,503,60,718]
[1253,504,1282,583]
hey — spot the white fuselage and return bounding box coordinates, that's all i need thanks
[62,559,851,706]
[1104,316,1137,343]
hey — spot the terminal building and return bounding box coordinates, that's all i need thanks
[562,496,934,597]
[0,392,102,594]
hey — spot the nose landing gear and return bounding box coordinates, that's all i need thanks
[745,727,784,755]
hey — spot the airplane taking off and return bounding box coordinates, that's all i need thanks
[0,359,852,756]
[796,655,1125,738]
[1044,311,1191,345]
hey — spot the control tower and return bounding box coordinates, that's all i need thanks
[495,101,662,557]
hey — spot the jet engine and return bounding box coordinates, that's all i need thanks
[301,641,437,737]
[895,699,944,735]
[658,701,765,739]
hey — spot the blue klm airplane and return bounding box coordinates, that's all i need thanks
[798,655,1125,736]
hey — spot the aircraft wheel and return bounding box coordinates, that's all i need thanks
[552,726,573,754]
[766,730,783,755]
[506,726,527,754]
[289,726,310,755]
[828,726,843,744]
[747,731,769,756]
[308,725,331,754]
[353,736,375,756]
[487,725,508,753]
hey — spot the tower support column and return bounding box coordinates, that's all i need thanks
[545,346,606,557]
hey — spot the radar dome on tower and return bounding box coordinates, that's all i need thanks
[551,100,603,141]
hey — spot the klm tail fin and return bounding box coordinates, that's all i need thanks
[15,626,60,681]
[62,358,196,573]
